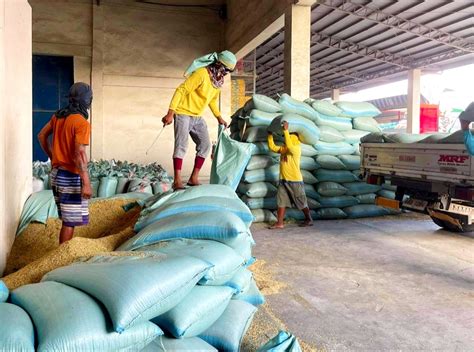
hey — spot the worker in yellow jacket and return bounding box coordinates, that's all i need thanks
[267,121,313,228]
[162,51,236,190]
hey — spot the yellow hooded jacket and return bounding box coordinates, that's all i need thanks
[267,130,303,182]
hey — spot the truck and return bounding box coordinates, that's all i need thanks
[360,142,474,232]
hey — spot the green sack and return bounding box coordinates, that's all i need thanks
[314,208,347,219]
[315,169,358,183]
[314,194,359,208]
[344,204,390,218]
[302,170,318,184]
[356,193,376,204]
[343,182,381,196]
[210,128,256,191]
[300,156,319,171]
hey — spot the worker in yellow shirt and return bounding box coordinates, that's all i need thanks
[267,121,313,229]
[162,50,237,190]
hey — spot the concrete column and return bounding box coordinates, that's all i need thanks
[331,88,340,102]
[407,68,421,134]
[0,0,32,274]
[91,3,104,159]
[284,2,312,101]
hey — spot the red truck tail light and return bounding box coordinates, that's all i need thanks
[455,187,474,201]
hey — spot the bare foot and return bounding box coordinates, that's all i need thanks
[173,182,185,190]
[299,220,313,227]
[269,223,284,229]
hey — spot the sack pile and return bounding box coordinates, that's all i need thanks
[32,160,173,198]
[230,93,395,221]
[1,185,263,351]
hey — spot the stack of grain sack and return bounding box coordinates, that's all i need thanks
[0,185,263,351]
[230,93,397,221]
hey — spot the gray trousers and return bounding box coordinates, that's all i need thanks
[173,114,211,159]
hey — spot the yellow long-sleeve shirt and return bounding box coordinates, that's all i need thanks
[169,67,221,118]
[267,130,303,182]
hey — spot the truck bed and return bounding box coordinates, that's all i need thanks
[361,143,474,183]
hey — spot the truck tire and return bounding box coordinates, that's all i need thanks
[430,216,474,233]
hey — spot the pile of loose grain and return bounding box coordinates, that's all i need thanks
[249,259,288,295]
[4,198,140,275]
[2,198,141,289]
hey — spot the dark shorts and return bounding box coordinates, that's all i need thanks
[277,181,308,210]
[51,168,89,227]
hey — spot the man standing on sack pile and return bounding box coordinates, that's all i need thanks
[161,50,237,190]
[459,102,474,155]
[38,83,93,244]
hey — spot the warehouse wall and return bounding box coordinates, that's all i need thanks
[0,0,32,274]
[30,0,228,178]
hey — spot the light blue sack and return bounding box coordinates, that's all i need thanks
[243,126,270,143]
[316,155,347,170]
[338,155,361,171]
[343,182,381,196]
[98,177,118,198]
[199,300,257,352]
[11,282,161,351]
[356,193,377,204]
[251,142,279,156]
[249,110,282,126]
[247,155,278,170]
[335,101,381,118]
[314,208,347,219]
[378,189,396,199]
[246,94,282,113]
[154,286,234,338]
[314,194,359,208]
[311,100,343,117]
[0,280,8,302]
[225,267,253,293]
[301,143,318,157]
[134,196,254,233]
[344,204,390,218]
[278,93,318,122]
[315,169,358,183]
[119,210,250,251]
[267,114,320,145]
[300,156,319,171]
[242,196,278,210]
[42,255,211,333]
[302,170,318,184]
[319,125,345,143]
[314,113,353,131]
[282,208,317,220]
[243,165,280,183]
[211,127,256,190]
[0,303,35,352]
[138,239,245,286]
[251,209,277,223]
[317,182,348,197]
[258,330,302,352]
[341,129,370,144]
[238,182,278,198]
[16,190,58,236]
[314,141,355,156]
[304,184,319,200]
[141,336,217,351]
[353,117,382,133]
[233,278,265,307]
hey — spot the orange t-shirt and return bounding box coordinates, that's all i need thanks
[50,113,90,175]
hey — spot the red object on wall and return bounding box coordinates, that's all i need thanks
[420,104,439,133]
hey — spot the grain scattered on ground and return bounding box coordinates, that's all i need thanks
[249,259,288,295]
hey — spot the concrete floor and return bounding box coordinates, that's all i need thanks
[251,213,474,351]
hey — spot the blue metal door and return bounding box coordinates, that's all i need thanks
[32,55,74,161]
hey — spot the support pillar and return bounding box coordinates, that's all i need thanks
[91,3,104,159]
[331,88,340,102]
[407,68,421,134]
[284,2,313,101]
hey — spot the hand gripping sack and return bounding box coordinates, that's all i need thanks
[42,254,211,333]
[210,127,256,190]
[267,114,320,145]
[11,282,161,351]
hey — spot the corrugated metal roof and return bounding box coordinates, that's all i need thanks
[367,93,429,110]
[254,0,474,99]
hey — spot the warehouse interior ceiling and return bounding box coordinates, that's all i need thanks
[254,0,474,99]
[135,0,225,6]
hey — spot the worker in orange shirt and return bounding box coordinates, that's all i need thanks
[38,82,92,244]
